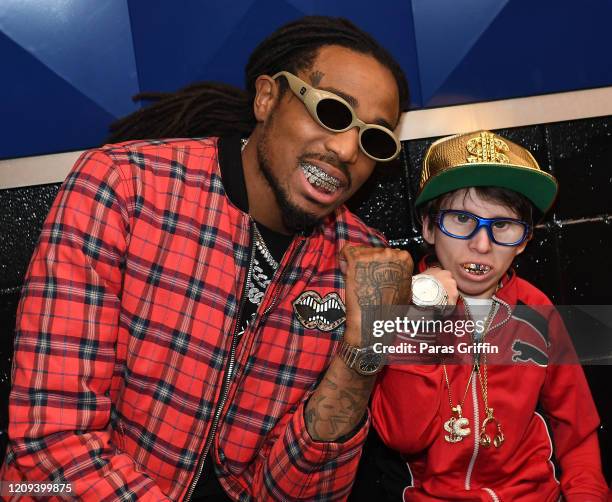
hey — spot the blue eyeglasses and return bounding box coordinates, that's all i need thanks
[436,209,531,247]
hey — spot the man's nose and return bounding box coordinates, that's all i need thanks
[468,226,493,253]
[324,127,360,164]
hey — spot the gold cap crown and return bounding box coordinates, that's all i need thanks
[415,130,558,214]
[419,131,541,191]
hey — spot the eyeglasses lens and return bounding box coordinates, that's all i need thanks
[489,220,526,244]
[441,212,478,237]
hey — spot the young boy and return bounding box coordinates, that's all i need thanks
[371,131,609,501]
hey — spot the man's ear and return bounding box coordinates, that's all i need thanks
[422,215,436,245]
[253,75,279,122]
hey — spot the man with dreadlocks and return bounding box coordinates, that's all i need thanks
[3,16,453,501]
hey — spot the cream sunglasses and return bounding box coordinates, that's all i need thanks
[272,71,400,162]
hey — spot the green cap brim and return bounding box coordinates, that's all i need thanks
[415,163,558,214]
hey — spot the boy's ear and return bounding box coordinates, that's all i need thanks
[514,236,530,256]
[253,75,279,122]
[422,215,436,245]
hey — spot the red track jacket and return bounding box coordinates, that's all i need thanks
[372,259,609,501]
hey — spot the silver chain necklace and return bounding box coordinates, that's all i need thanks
[247,226,279,305]
[253,224,280,270]
[240,136,280,304]
[240,136,278,269]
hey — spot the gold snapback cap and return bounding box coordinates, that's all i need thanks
[415,131,558,214]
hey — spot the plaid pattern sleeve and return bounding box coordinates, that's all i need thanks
[1,149,170,501]
[253,401,370,500]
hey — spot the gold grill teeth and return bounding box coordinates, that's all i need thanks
[463,263,491,273]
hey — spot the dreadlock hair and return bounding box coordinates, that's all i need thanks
[106,16,409,144]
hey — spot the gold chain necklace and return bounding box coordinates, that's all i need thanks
[442,363,476,442]
[463,296,506,449]
[442,295,502,445]
[475,351,505,448]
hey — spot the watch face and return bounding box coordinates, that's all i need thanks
[413,277,440,303]
[357,352,385,375]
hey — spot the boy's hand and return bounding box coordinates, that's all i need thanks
[420,267,459,307]
[340,245,413,346]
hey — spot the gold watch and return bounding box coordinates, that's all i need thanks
[337,340,385,376]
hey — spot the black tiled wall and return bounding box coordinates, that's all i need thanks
[0,184,61,443]
[355,116,612,480]
[1,116,611,478]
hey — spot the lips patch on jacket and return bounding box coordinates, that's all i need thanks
[293,291,346,331]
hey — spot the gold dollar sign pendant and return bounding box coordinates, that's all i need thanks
[444,404,471,443]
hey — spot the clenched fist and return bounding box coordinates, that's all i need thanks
[340,245,414,346]
[419,266,459,307]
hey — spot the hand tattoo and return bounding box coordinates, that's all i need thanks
[305,362,374,441]
[354,260,412,306]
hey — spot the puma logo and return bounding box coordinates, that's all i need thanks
[512,339,548,367]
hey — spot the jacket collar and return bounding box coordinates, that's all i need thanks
[218,136,249,213]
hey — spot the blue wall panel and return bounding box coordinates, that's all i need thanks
[0,0,138,159]
[416,0,612,107]
[1,0,612,159]
[411,0,510,106]
[0,31,116,158]
[128,1,419,105]
[0,0,139,118]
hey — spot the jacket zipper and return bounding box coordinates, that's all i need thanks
[262,238,306,319]
[184,220,257,502]
[465,375,480,490]
[483,487,500,501]
[463,296,512,491]
[184,227,306,501]
[480,298,511,502]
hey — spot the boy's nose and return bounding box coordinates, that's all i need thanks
[468,227,493,253]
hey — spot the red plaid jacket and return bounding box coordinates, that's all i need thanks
[2,137,386,501]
